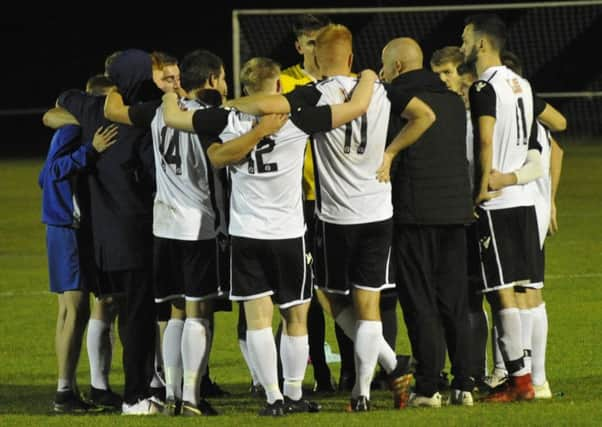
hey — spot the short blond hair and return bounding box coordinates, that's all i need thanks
[240,57,281,94]
[315,24,352,71]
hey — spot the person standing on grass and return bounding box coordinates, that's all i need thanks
[461,14,542,402]
[47,49,161,415]
[40,78,118,412]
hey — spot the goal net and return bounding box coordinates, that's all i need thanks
[233,1,602,140]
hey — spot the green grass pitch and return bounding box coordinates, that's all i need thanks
[1,144,601,426]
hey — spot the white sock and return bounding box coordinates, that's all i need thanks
[87,318,111,390]
[354,320,382,399]
[247,328,283,404]
[281,334,308,401]
[239,339,260,386]
[57,378,71,392]
[531,302,548,386]
[163,318,184,400]
[181,318,209,405]
[335,307,396,373]
[494,308,528,376]
[519,309,533,373]
[492,325,507,376]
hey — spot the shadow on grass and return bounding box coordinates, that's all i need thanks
[0,382,364,415]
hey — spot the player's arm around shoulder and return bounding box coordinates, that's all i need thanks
[207,114,288,169]
[42,107,79,129]
[329,69,378,128]
[225,93,291,116]
[162,92,195,132]
[104,88,132,125]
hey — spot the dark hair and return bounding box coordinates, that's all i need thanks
[179,49,223,92]
[464,14,507,51]
[292,14,330,38]
[86,74,114,96]
[501,50,523,75]
[457,62,476,77]
[430,46,464,67]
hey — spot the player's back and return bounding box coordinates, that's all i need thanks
[150,99,220,240]
[313,75,392,225]
[219,111,309,240]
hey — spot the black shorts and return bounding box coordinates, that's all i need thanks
[314,218,395,295]
[528,246,545,288]
[230,236,311,308]
[153,236,224,302]
[475,206,540,293]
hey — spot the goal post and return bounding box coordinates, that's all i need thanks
[232,1,602,139]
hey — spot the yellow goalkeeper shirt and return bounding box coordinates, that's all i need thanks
[281,64,317,201]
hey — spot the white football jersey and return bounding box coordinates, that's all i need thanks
[150,99,225,240]
[477,66,535,210]
[219,111,308,240]
[529,122,552,247]
[312,76,393,224]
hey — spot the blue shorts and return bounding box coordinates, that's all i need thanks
[46,225,88,293]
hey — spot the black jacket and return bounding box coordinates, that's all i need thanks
[388,69,473,225]
[58,50,158,271]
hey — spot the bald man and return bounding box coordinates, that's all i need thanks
[379,37,475,407]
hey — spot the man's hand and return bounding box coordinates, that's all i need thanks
[548,201,559,235]
[488,169,514,190]
[376,151,394,183]
[92,125,119,153]
[254,114,288,137]
[475,190,501,205]
[359,69,378,84]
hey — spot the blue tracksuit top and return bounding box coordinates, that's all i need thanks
[39,125,97,226]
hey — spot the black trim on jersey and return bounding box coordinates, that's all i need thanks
[528,118,542,152]
[385,85,413,117]
[310,136,322,214]
[284,84,322,110]
[290,105,332,134]
[192,107,230,147]
[533,95,546,117]
[469,81,497,119]
[129,100,161,128]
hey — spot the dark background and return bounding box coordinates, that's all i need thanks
[1,0,599,156]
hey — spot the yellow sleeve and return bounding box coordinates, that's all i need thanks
[302,143,316,201]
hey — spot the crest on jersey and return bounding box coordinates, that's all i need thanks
[475,81,487,92]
